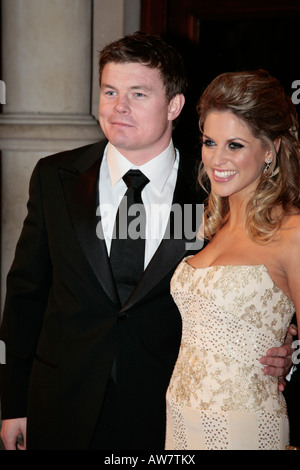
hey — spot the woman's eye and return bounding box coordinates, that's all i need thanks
[229,142,244,150]
[202,139,215,147]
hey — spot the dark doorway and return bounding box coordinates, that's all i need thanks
[141,0,300,152]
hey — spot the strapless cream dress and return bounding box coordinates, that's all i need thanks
[165,258,295,450]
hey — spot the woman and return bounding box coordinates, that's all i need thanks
[165,70,300,450]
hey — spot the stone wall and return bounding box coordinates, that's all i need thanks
[0,0,141,310]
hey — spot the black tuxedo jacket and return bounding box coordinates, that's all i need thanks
[0,140,204,449]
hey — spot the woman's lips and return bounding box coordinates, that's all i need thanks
[213,169,238,182]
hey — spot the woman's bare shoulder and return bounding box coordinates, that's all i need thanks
[279,211,300,259]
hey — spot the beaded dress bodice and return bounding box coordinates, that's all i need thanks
[165,258,295,450]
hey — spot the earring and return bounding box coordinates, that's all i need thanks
[264,157,273,176]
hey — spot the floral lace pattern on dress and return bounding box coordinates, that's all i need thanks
[165,259,295,450]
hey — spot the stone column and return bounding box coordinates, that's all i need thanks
[0,0,102,308]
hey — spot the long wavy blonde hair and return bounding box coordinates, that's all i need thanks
[197,70,300,243]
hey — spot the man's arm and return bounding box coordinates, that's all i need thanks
[260,323,297,391]
[0,159,51,424]
[1,418,27,450]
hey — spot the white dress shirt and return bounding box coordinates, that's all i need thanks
[99,141,179,268]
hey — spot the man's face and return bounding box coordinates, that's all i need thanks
[99,62,184,164]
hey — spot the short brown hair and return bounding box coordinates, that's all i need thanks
[98,31,187,102]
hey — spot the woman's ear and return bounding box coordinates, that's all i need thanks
[168,94,185,122]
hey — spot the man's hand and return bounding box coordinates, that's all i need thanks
[260,324,297,391]
[0,417,27,450]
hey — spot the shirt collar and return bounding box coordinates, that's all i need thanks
[106,141,177,192]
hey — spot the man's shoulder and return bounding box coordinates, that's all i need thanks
[175,142,206,204]
[39,139,107,170]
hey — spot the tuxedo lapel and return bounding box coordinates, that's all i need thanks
[59,141,119,305]
[58,142,203,311]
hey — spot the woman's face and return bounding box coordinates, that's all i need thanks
[201,111,271,201]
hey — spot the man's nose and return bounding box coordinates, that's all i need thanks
[114,95,130,113]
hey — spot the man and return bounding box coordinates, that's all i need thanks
[0,32,295,450]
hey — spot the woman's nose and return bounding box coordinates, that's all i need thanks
[211,147,228,166]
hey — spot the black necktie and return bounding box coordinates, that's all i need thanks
[110,169,149,305]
